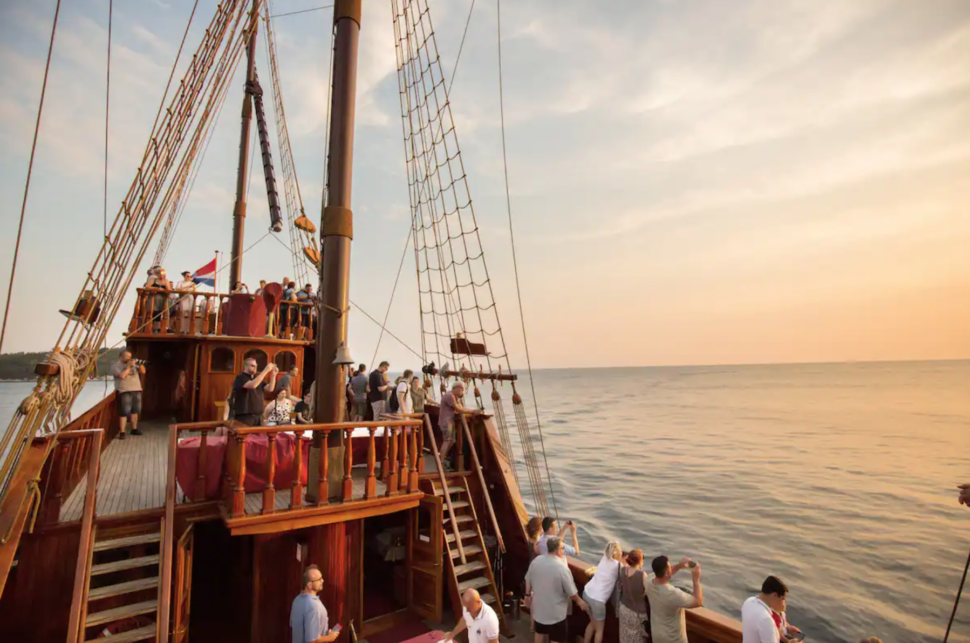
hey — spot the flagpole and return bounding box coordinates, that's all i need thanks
[214,250,221,334]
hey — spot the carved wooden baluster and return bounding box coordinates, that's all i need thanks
[386,427,399,496]
[380,426,390,483]
[292,430,304,508]
[317,429,329,506]
[456,414,465,472]
[130,291,143,332]
[398,425,409,491]
[195,429,208,501]
[161,292,170,334]
[365,427,377,499]
[408,425,418,492]
[416,416,425,475]
[342,428,354,501]
[188,295,197,335]
[233,435,246,517]
[263,433,276,514]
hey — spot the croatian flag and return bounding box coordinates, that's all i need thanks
[192,258,217,287]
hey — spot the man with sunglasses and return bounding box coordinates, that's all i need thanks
[290,565,340,643]
[231,357,278,427]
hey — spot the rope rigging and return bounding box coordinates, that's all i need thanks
[0,0,257,506]
[392,0,558,516]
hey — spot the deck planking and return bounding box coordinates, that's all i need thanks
[61,420,169,521]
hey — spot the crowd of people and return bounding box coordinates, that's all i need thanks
[520,515,815,643]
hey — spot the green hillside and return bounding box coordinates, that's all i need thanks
[0,349,123,381]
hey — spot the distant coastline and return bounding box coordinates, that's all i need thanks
[0,349,122,381]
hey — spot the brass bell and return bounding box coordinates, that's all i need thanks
[333,342,354,365]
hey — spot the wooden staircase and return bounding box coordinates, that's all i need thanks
[75,523,163,643]
[425,473,508,634]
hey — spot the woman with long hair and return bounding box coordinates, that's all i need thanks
[263,388,293,426]
[583,541,624,643]
[617,548,650,643]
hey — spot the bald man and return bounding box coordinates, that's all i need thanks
[441,588,500,643]
[290,565,340,643]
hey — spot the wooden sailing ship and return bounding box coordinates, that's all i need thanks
[0,1,748,642]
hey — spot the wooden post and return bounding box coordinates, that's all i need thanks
[416,415,425,475]
[398,423,408,491]
[317,429,330,506]
[365,427,377,498]
[386,427,399,496]
[195,429,208,502]
[263,433,277,514]
[233,435,246,517]
[380,425,390,482]
[292,430,304,508]
[408,424,418,492]
[342,428,353,501]
[456,412,465,472]
[129,290,143,333]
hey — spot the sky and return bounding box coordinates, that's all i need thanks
[0,0,969,369]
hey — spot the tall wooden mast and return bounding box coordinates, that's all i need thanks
[229,0,260,290]
[309,0,361,499]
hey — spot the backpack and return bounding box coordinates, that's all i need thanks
[388,384,400,412]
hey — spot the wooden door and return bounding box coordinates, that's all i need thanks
[174,524,195,643]
[408,498,444,621]
[199,345,238,421]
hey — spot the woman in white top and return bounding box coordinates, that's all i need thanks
[582,541,624,643]
[263,388,293,426]
[174,271,197,333]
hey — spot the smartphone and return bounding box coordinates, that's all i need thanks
[688,561,697,568]
[789,634,804,641]
[332,624,342,634]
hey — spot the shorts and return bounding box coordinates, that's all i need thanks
[440,422,455,442]
[534,619,568,642]
[118,391,142,417]
[354,400,367,418]
[583,589,608,621]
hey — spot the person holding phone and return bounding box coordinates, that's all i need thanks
[290,565,340,643]
[535,517,581,558]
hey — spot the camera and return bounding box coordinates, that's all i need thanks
[129,358,149,366]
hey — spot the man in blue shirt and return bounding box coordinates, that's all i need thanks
[290,565,339,643]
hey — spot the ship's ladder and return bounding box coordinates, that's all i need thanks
[424,473,509,635]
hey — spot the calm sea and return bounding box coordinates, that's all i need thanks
[1,360,968,643]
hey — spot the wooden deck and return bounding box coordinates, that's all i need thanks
[61,420,416,521]
[61,420,169,521]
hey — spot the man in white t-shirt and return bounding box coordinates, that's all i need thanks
[741,576,789,643]
[440,588,499,643]
[396,369,414,414]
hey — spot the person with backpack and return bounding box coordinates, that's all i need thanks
[390,369,414,414]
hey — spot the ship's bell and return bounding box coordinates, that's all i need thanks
[333,342,354,365]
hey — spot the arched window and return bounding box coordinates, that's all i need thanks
[243,349,268,371]
[210,347,235,373]
[274,350,297,372]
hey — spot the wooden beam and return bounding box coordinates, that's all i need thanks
[225,493,423,536]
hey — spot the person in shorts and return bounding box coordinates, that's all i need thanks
[525,536,589,643]
[111,350,145,439]
[582,541,623,643]
[438,381,464,471]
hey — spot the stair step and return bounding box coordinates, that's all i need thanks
[88,577,159,601]
[444,514,474,525]
[445,529,477,543]
[445,500,470,510]
[457,576,492,593]
[433,486,466,497]
[91,555,160,576]
[95,533,161,552]
[481,592,496,605]
[85,600,157,627]
[450,545,483,559]
[453,560,487,576]
[85,623,156,643]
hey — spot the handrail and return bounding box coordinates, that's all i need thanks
[459,415,505,554]
[158,425,179,643]
[65,429,103,643]
[232,419,422,434]
[422,413,465,564]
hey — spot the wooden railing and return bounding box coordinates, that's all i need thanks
[64,429,103,643]
[222,420,423,518]
[417,413,466,564]
[128,287,317,340]
[458,414,505,554]
[38,393,116,525]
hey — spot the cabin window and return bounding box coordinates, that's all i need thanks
[210,347,235,373]
[275,350,297,372]
[243,349,268,371]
